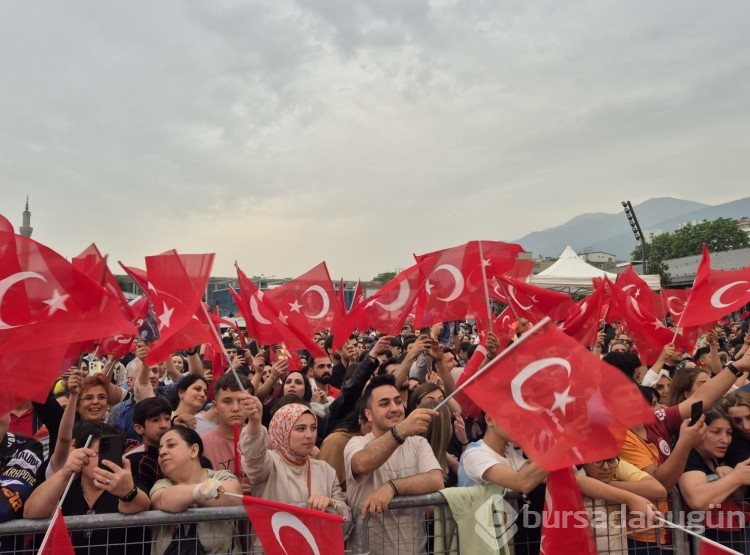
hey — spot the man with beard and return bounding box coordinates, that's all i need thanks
[344,374,442,555]
[309,356,340,399]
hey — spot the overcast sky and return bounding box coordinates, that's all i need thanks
[2,1,749,280]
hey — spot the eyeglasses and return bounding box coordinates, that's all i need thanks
[316,363,332,369]
[592,457,619,468]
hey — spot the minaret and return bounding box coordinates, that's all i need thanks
[19,196,33,238]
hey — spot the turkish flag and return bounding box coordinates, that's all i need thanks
[353,279,364,307]
[491,275,576,323]
[242,495,345,555]
[697,539,742,554]
[232,265,326,360]
[266,262,341,334]
[38,507,75,555]
[344,262,425,341]
[681,245,750,327]
[452,344,489,419]
[558,279,609,345]
[463,319,655,470]
[0,215,136,410]
[330,278,348,344]
[607,280,693,365]
[118,262,151,296]
[413,240,524,331]
[74,244,143,358]
[661,288,691,321]
[614,265,666,319]
[492,306,516,343]
[539,468,597,555]
[142,251,223,364]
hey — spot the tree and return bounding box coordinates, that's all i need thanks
[372,271,397,284]
[627,218,749,287]
[630,218,749,260]
[670,218,750,257]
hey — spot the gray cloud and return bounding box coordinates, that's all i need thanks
[1,0,748,280]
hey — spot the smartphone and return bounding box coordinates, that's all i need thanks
[88,360,103,375]
[98,435,124,469]
[689,400,703,426]
[275,347,289,362]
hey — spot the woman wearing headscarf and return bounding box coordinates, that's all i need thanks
[239,395,350,520]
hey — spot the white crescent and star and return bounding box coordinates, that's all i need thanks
[510,357,576,416]
[0,271,67,329]
[508,284,533,310]
[710,281,749,309]
[158,301,174,330]
[270,512,321,555]
[302,285,330,319]
[622,284,640,298]
[426,264,465,302]
[250,295,272,325]
[374,280,411,311]
[666,296,686,316]
[628,297,647,320]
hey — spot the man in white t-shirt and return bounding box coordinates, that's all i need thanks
[344,374,443,555]
[458,412,547,492]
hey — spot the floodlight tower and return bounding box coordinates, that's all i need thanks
[621,201,647,272]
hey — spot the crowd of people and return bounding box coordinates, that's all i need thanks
[2,315,750,554]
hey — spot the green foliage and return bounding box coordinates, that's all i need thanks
[372,271,397,284]
[628,218,749,287]
[630,218,749,260]
[671,217,750,257]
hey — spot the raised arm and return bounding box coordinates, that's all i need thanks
[48,370,82,475]
[348,408,437,477]
[185,346,204,376]
[24,447,95,518]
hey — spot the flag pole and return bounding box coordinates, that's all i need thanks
[477,241,495,334]
[434,317,551,411]
[654,516,742,554]
[495,279,522,323]
[55,434,93,513]
[200,301,246,394]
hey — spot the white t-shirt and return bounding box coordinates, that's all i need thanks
[458,439,527,487]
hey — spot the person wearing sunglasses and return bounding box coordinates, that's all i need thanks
[577,456,665,554]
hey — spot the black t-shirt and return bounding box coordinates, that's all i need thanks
[62,480,148,555]
[726,433,750,467]
[126,443,162,493]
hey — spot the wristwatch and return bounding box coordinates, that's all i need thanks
[726,362,744,378]
[119,487,139,503]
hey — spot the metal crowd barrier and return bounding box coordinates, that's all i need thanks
[0,490,737,554]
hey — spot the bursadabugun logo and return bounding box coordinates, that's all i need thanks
[474,494,518,550]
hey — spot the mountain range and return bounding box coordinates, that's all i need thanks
[513,196,750,260]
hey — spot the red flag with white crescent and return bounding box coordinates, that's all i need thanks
[463,319,655,470]
[680,245,750,327]
[242,495,344,555]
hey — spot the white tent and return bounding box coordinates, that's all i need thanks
[528,246,661,295]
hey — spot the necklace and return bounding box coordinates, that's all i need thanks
[80,482,97,539]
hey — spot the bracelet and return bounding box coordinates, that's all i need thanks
[186,347,198,356]
[119,487,138,503]
[726,362,744,378]
[460,441,469,447]
[389,425,405,445]
[387,479,399,497]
